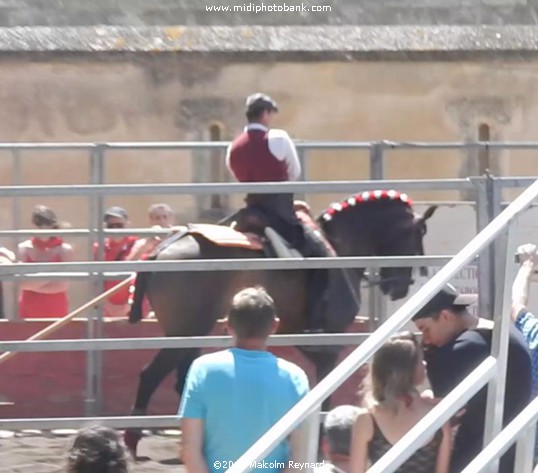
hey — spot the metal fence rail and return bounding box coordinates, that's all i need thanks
[5,139,538,150]
[224,178,538,473]
[0,333,373,352]
[0,255,456,275]
[0,178,473,197]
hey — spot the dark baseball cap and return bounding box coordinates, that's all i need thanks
[245,93,278,113]
[104,206,128,220]
[412,283,478,320]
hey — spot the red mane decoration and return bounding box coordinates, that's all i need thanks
[320,189,412,222]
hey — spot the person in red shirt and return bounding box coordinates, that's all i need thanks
[94,206,138,317]
[225,93,330,333]
[126,203,176,318]
[18,205,74,319]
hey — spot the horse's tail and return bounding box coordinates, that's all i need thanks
[128,256,156,324]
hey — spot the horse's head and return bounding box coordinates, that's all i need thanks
[317,191,438,302]
[377,204,438,300]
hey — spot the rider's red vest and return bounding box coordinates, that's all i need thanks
[228,129,288,182]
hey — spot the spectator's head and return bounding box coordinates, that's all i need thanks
[104,207,129,242]
[32,205,59,230]
[245,93,278,126]
[66,424,128,473]
[412,284,478,347]
[226,286,278,343]
[321,405,361,464]
[148,203,175,228]
[370,332,425,411]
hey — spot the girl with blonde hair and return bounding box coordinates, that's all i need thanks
[350,332,452,473]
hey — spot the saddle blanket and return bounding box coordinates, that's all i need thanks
[187,223,264,251]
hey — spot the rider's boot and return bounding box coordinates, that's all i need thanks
[300,224,331,334]
[303,269,329,334]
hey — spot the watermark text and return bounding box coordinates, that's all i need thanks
[206,2,332,14]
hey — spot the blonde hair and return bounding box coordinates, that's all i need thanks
[370,332,421,411]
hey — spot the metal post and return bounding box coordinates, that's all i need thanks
[369,142,384,181]
[475,176,493,319]
[85,148,97,416]
[295,406,321,472]
[482,211,519,473]
[368,142,385,327]
[85,145,105,416]
[514,424,536,473]
[94,144,106,414]
[297,148,306,201]
[10,150,21,321]
[491,177,504,308]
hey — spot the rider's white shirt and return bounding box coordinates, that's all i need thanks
[225,123,302,181]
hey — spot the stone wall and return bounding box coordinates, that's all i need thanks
[0,0,537,27]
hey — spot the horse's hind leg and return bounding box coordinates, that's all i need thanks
[174,348,200,396]
[124,347,199,457]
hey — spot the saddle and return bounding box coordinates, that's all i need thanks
[150,204,334,260]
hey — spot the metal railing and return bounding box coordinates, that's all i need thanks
[223,177,538,473]
[0,175,478,418]
[0,139,536,434]
[461,395,538,473]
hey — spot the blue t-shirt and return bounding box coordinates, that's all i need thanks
[178,348,310,473]
[515,310,538,458]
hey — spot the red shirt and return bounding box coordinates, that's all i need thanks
[93,236,138,305]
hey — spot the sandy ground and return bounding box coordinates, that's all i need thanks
[0,430,186,473]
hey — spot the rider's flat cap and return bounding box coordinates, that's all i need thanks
[245,93,278,113]
[412,283,478,320]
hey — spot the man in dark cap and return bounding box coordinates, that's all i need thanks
[94,206,138,317]
[412,284,532,473]
[225,93,330,333]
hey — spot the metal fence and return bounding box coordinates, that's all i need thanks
[0,141,538,469]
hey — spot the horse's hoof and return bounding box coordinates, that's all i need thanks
[128,310,142,324]
[124,428,143,458]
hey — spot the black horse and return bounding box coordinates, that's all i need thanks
[124,190,437,455]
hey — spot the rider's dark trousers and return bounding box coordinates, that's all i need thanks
[245,193,329,330]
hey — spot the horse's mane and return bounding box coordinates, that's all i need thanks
[318,189,413,223]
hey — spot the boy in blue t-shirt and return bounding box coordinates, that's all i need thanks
[179,286,310,473]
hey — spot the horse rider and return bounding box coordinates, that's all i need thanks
[225,92,330,333]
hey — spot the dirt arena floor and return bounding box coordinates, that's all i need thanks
[0,430,186,472]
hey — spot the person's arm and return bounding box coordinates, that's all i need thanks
[34,243,75,293]
[268,129,301,181]
[178,359,207,471]
[181,418,211,473]
[435,422,453,473]
[0,247,16,263]
[16,242,50,291]
[511,243,537,322]
[349,410,373,473]
[280,132,301,181]
[125,238,154,261]
[225,144,238,181]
